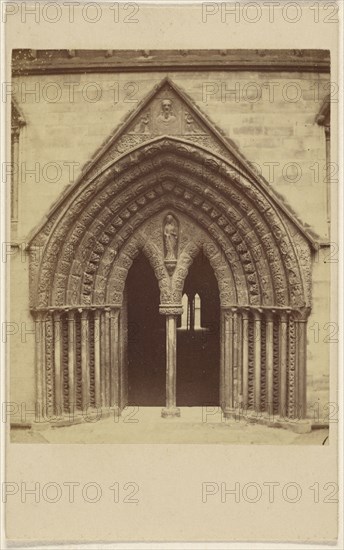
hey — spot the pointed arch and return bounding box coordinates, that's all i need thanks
[29,138,312,311]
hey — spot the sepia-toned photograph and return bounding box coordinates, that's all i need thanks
[2,2,341,546]
[9,48,334,445]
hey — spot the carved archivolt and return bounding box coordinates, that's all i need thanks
[29,138,312,311]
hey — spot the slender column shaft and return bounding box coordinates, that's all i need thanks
[53,311,63,413]
[100,311,106,407]
[161,314,180,417]
[94,309,101,408]
[279,312,288,417]
[232,308,239,407]
[110,308,120,412]
[11,130,19,222]
[297,318,308,419]
[293,316,300,418]
[80,310,89,409]
[67,310,76,413]
[253,310,262,413]
[104,308,111,407]
[325,126,331,237]
[236,311,243,404]
[220,311,225,408]
[242,310,249,408]
[223,309,233,412]
[34,311,45,418]
[265,311,274,415]
[166,315,177,408]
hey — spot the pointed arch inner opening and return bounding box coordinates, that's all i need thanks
[177,251,220,407]
[126,252,166,406]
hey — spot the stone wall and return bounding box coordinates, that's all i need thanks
[12,70,330,240]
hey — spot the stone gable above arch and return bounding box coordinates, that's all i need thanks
[27,77,317,311]
[28,77,318,250]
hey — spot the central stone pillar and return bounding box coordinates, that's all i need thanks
[160,305,182,418]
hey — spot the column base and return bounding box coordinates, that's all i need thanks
[221,407,312,433]
[222,408,232,420]
[161,407,180,418]
[112,405,121,418]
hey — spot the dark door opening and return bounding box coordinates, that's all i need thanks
[177,252,220,406]
[127,253,166,405]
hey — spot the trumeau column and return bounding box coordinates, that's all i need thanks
[160,305,182,418]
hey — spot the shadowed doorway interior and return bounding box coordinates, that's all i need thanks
[127,253,166,405]
[177,252,220,406]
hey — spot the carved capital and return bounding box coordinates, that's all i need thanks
[11,126,20,142]
[240,307,250,321]
[110,307,120,320]
[264,309,275,323]
[67,309,75,322]
[252,308,263,321]
[279,309,292,324]
[159,304,183,316]
[294,306,311,322]
[80,309,89,320]
[92,308,101,321]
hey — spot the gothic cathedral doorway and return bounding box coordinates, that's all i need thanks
[29,78,314,430]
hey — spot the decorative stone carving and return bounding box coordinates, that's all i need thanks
[163,213,179,275]
[130,110,150,134]
[184,111,205,135]
[154,99,179,134]
[159,305,183,316]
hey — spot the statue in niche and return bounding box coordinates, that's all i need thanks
[164,214,178,260]
[131,111,150,134]
[184,111,200,134]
